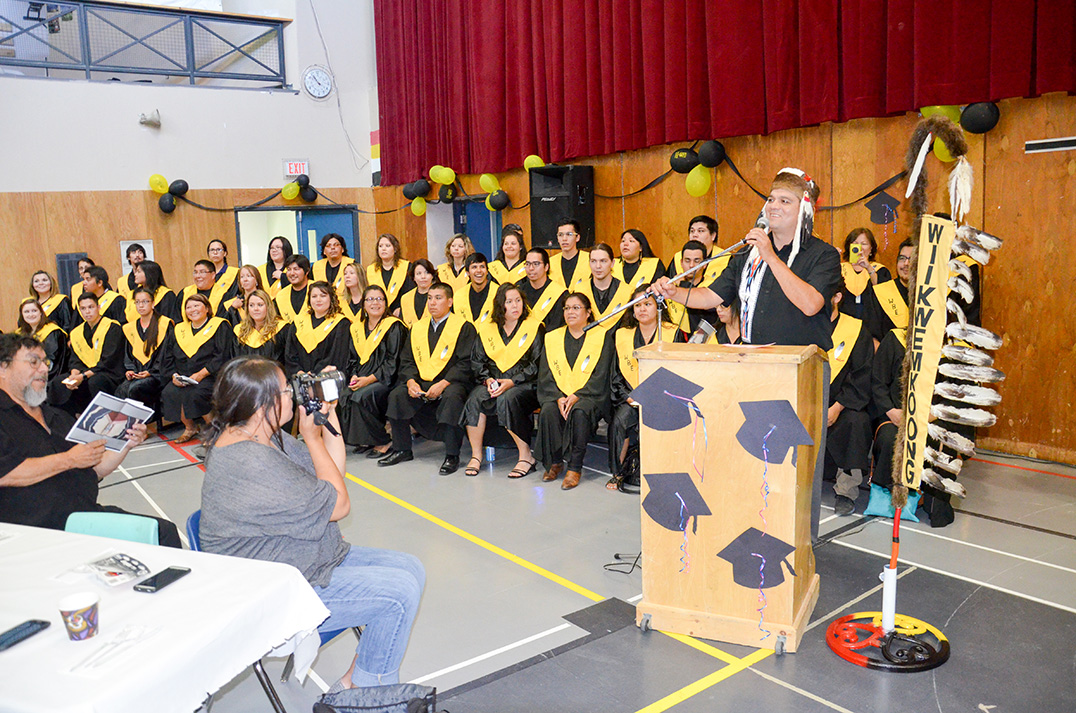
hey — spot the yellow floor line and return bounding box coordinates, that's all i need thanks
[660,631,742,666]
[633,649,773,713]
[346,473,604,602]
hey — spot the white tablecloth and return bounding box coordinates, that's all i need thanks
[0,524,330,713]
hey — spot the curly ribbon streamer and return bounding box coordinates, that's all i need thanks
[752,424,778,640]
[676,493,690,572]
[663,391,707,482]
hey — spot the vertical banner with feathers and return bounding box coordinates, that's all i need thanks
[900,215,955,490]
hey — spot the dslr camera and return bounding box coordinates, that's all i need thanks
[292,370,346,414]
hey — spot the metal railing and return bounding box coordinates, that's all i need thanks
[0,0,286,87]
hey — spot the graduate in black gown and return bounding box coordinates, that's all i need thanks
[338,262,369,323]
[398,259,435,327]
[710,296,743,344]
[53,292,125,414]
[274,254,312,324]
[613,229,664,291]
[159,294,233,442]
[608,286,680,488]
[487,224,528,286]
[462,283,544,478]
[535,292,614,491]
[367,233,413,315]
[74,266,127,326]
[223,265,264,326]
[232,289,287,363]
[824,286,874,516]
[862,238,912,347]
[257,236,293,300]
[115,286,172,418]
[838,227,891,320]
[29,270,73,332]
[178,260,231,324]
[283,281,352,378]
[664,240,719,337]
[517,248,568,330]
[576,244,635,335]
[343,285,404,456]
[16,298,66,384]
[124,261,177,327]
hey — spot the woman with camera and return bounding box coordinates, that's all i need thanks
[200,356,425,691]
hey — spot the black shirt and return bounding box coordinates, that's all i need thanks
[470,282,492,318]
[560,253,581,285]
[709,234,840,350]
[0,390,99,529]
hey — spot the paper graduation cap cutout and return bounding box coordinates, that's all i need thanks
[628,367,704,432]
[865,191,899,225]
[642,472,711,533]
[735,399,813,466]
[717,527,797,589]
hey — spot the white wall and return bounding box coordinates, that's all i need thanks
[0,0,379,192]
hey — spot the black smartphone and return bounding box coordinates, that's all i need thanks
[0,619,50,651]
[133,566,191,593]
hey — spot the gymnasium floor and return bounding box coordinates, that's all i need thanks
[99,430,1076,713]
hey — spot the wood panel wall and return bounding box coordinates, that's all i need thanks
[2,94,1072,462]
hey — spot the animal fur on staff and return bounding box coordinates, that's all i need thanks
[938,363,1006,383]
[931,403,997,428]
[891,115,968,510]
[934,381,1002,406]
[947,298,968,327]
[928,423,976,456]
[948,259,973,282]
[956,225,1004,251]
[946,323,1003,350]
[941,344,995,367]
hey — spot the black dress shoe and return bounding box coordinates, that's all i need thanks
[352,445,372,455]
[367,447,391,459]
[439,455,460,475]
[378,450,413,467]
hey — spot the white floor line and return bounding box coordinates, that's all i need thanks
[131,442,174,451]
[896,522,1076,575]
[627,593,643,603]
[409,623,574,685]
[833,539,1076,615]
[116,464,188,549]
[805,567,918,632]
[306,669,329,693]
[121,458,191,471]
[746,667,860,713]
[819,513,839,525]
[582,465,612,477]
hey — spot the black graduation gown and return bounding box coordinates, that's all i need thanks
[52,318,125,412]
[232,321,288,364]
[387,315,477,430]
[159,317,233,421]
[40,295,74,333]
[826,318,874,471]
[283,314,352,378]
[862,278,908,343]
[115,317,172,412]
[343,319,404,446]
[839,264,892,319]
[518,279,568,330]
[461,320,544,439]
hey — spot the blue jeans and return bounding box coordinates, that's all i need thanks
[315,546,425,686]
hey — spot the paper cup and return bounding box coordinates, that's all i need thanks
[59,592,100,641]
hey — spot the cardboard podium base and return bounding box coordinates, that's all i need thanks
[636,573,820,653]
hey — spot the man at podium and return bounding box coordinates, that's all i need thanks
[652,168,840,350]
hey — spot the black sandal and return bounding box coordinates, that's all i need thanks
[508,459,537,479]
[464,456,482,477]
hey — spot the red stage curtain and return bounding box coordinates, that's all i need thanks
[373,0,1076,185]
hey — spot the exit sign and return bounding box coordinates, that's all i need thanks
[284,160,309,178]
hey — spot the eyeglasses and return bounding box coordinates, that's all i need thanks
[18,355,51,369]
[280,384,293,396]
[208,247,225,253]
[564,304,585,312]
[524,260,544,267]
[364,297,386,303]
[192,270,213,276]
[556,232,577,238]
[896,255,912,263]
[134,300,153,307]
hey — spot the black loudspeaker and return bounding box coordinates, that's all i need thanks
[529,165,595,250]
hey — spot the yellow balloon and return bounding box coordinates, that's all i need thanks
[933,138,955,163]
[485,195,495,211]
[149,174,168,194]
[921,105,961,124]
[524,154,545,171]
[685,164,711,197]
[441,167,456,185]
[479,173,500,193]
[430,165,444,180]
[411,197,427,216]
[281,182,300,200]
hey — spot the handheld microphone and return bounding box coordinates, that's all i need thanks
[755,213,770,232]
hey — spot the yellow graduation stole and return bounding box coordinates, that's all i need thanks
[578,278,635,333]
[411,313,466,381]
[124,286,171,324]
[274,284,309,323]
[455,284,497,326]
[234,321,283,349]
[97,290,121,317]
[339,297,362,323]
[612,257,661,290]
[478,317,541,373]
[488,259,526,285]
[312,257,355,293]
[368,261,410,303]
[350,316,401,365]
[545,326,605,396]
[892,327,907,349]
[527,281,567,324]
[41,293,67,320]
[215,265,239,296]
[399,289,431,327]
[258,262,286,298]
[293,312,346,354]
[840,261,885,297]
[828,314,863,383]
[34,321,65,343]
[671,248,728,283]
[181,283,229,321]
[174,317,226,358]
[70,318,118,368]
[872,280,909,327]
[549,251,591,292]
[123,315,172,365]
[70,282,84,302]
[436,262,471,294]
[615,324,677,389]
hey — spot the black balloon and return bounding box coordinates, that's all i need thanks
[697,140,726,168]
[299,185,317,202]
[960,102,1000,134]
[489,190,510,210]
[439,184,457,203]
[402,182,418,201]
[296,174,310,188]
[413,178,431,196]
[168,179,189,196]
[158,193,176,213]
[670,148,699,174]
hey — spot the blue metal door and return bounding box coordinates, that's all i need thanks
[295,209,360,263]
[452,201,502,259]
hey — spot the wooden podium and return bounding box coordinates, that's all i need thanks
[633,343,825,653]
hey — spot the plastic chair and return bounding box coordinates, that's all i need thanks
[186,510,202,551]
[65,511,159,546]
